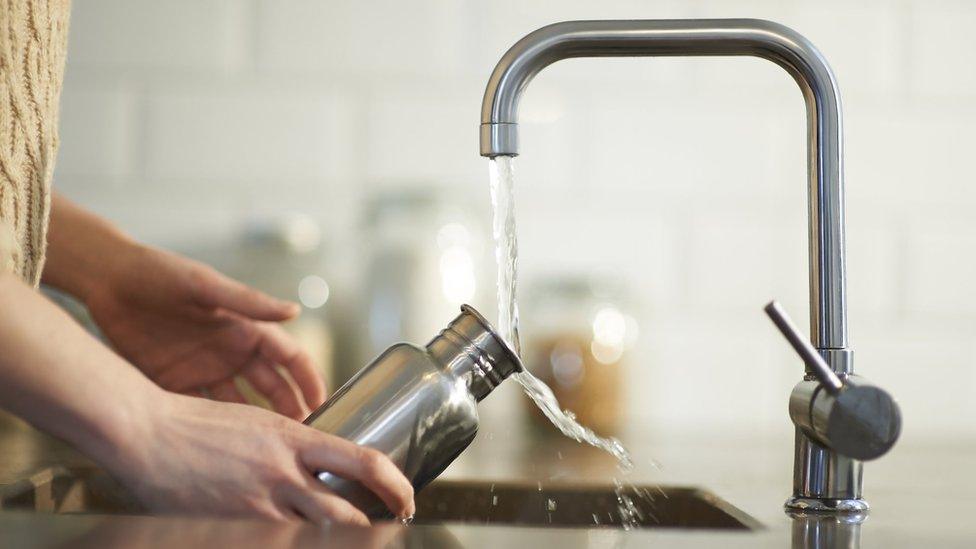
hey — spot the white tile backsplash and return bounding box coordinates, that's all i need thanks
[789,1,904,95]
[909,0,976,99]
[144,85,355,181]
[644,313,786,433]
[905,214,976,316]
[846,214,902,315]
[683,202,808,312]
[56,84,137,178]
[67,0,249,73]
[857,321,976,438]
[516,188,680,310]
[363,81,484,183]
[55,0,976,436]
[255,0,471,76]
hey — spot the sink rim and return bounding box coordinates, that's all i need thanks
[2,467,764,532]
[414,478,764,531]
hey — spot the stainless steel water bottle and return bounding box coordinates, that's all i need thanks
[303,304,523,517]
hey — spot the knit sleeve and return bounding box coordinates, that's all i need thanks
[0,0,71,285]
[0,216,19,276]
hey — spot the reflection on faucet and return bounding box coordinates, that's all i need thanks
[789,510,866,549]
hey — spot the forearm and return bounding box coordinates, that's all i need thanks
[42,193,137,303]
[0,272,161,471]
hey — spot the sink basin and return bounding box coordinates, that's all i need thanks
[0,466,143,515]
[1,468,759,531]
[415,480,759,530]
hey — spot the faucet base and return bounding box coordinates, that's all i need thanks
[784,496,869,514]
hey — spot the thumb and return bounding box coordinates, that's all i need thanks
[191,267,300,321]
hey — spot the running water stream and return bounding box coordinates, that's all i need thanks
[487,156,634,471]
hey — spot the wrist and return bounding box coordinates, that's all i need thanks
[72,236,144,308]
[43,195,139,304]
[76,374,167,479]
[81,238,145,304]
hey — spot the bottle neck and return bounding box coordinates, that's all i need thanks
[426,305,522,401]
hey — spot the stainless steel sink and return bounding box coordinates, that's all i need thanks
[1,468,759,530]
[0,466,143,515]
[415,480,759,530]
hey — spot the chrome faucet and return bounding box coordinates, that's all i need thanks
[479,19,901,513]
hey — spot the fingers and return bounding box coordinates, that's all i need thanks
[258,323,327,409]
[283,483,370,527]
[300,436,415,519]
[243,356,309,420]
[191,266,300,321]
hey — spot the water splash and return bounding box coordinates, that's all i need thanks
[613,478,644,530]
[515,368,634,470]
[488,156,634,472]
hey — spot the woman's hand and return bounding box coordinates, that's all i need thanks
[89,244,325,419]
[106,390,415,524]
[0,272,413,524]
[43,195,327,418]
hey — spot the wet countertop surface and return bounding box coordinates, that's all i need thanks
[1,411,973,548]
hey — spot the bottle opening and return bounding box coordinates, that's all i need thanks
[459,304,524,375]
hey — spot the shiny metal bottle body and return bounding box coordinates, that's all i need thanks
[304,305,521,517]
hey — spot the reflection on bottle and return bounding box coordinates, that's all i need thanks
[789,510,865,549]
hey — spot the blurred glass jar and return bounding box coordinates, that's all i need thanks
[238,215,335,389]
[521,276,638,437]
[183,214,336,394]
[358,187,487,373]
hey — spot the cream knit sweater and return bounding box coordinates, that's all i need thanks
[0,0,70,286]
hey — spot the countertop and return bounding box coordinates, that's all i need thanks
[0,411,973,548]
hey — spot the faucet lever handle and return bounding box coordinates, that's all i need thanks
[768,300,902,461]
[764,300,844,394]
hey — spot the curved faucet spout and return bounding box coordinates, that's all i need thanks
[479,19,848,352]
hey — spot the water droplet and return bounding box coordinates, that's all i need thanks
[613,479,643,530]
